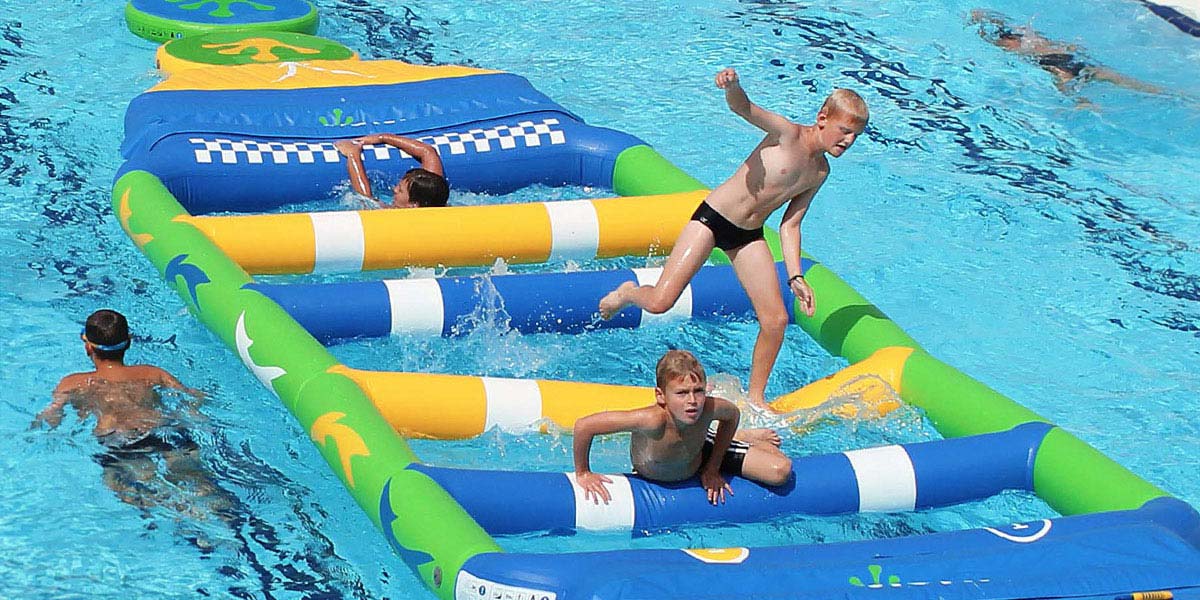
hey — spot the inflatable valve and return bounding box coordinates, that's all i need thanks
[1116,592,1174,600]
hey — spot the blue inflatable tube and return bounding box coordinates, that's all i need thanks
[248,260,816,342]
[119,74,646,212]
[455,497,1200,600]
[410,424,1051,536]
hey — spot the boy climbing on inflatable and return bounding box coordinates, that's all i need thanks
[573,350,792,506]
[335,134,449,208]
[598,68,868,410]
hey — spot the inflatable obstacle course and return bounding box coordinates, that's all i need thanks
[112,21,1200,600]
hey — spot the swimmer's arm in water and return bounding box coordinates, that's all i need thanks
[155,368,204,400]
[148,367,206,420]
[716,68,798,138]
[780,189,818,317]
[573,408,659,504]
[700,397,739,505]
[34,374,85,429]
[969,8,1007,28]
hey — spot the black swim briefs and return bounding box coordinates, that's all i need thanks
[691,201,765,252]
[701,429,750,477]
[94,429,197,468]
[1037,53,1088,78]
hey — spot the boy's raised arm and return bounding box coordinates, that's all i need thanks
[333,139,373,197]
[716,68,796,137]
[573,409,653,505]
[374,134,444,176]
[333,134,445,199]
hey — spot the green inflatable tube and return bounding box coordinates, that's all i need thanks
[898,349,1047,438]
[113,171,500,599]
[612,145,707,196]
[1033,427,1169,515]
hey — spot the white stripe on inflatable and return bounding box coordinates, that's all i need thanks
[383,279,445,336]
[633,267,693,326]
[481,377,543,432]
[545,200,600,262]
[844,445,917,512]
[566,473,635,531]
[310,212,365,273]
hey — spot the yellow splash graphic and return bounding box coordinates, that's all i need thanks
[311,412,370,488]
[201,38,321,63]
[117,188,154,248]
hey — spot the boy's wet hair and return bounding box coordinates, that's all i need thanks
[655,349,707,389]
[85,309,130,361]
[402,168,450,207]
[819,89,870,125]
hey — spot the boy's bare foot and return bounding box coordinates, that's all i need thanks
[748,391,773,413]
[598,281,636,319]
[735,428,782,447]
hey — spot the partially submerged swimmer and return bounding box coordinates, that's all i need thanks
[34,309,218,512]
[971,9,1162,96]
[334,134,449,208]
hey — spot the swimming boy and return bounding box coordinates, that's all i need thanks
[334,134,449,208]
[35,309,211,510]
[599,68,868,409]
[970,9,1162,96]
[573,350,792,506]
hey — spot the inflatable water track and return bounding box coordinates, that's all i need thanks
[112,13,1200,600]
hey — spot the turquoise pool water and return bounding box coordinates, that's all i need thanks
[3,0,1198,597]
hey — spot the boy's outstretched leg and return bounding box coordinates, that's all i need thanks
[599,221,716,319]
[728,239,790,410]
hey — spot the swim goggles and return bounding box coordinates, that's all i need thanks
[80,327,131,352]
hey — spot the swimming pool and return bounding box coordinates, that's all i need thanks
[3,0,1198,597]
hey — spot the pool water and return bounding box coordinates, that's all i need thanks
[3,0,1198,597]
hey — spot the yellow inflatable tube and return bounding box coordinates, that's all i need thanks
[332,365,654,439]
[334,347,911,440]
[771,347,912,418]
[184,190,706,274]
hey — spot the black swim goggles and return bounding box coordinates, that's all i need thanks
[81,328,131,352]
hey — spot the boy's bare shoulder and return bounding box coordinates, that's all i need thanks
[53,371,93,394]
[128,364,182,385]
[638,404,672,429]
[126,363,170,375]
[781,120,806,139]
